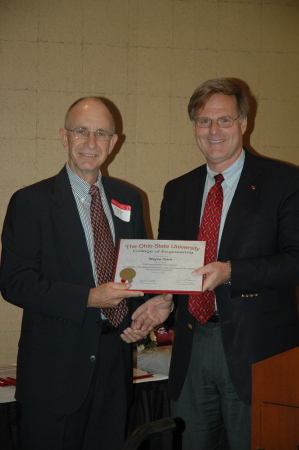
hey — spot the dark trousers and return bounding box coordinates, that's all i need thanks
[171,320,251,450]
[21,332,127,450]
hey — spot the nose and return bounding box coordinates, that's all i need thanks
[209,120,221,134]
[86,132,96,148]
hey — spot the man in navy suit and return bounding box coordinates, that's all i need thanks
[0,97,172,450]
[158,78,299,449]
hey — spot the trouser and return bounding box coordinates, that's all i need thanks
[171,320,251,450]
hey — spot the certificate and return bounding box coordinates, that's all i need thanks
[114,239,205,294]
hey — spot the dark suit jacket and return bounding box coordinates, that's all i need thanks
[158,149,299,404]
[0,166,146,414]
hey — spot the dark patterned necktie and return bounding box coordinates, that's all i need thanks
[188,173,224,324]
[89,185,128,326]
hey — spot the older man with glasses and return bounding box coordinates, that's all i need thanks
[0,97,172,450]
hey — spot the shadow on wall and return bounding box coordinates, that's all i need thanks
[240,78,298,169]
[237,78,257,156]
[99,97,153,239]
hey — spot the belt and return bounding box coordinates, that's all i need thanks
[207,314,219,323]
[101,320,119,335]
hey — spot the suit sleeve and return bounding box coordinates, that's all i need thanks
[230,169,299,295]
[0,188,89,325]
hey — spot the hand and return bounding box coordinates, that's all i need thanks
[191,261,230,292]
[120,327,149,344]
[130,293,173,332]
[87,282,144,308]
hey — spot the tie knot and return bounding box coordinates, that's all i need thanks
[89,184,100,197]
[214,173,224,184]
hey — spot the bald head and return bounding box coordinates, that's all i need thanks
[65,97,115,134]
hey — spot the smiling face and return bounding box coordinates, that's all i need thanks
[59,98,118,184]
[193,93,247,172]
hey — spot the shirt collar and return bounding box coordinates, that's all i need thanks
[66,164,102,202]
[206,148,245,187]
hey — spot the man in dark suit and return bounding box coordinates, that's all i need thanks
[0,97,172,450]
[158,78,299,449]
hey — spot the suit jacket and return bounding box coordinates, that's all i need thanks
[158,149,299,404]
[0,166,146,414]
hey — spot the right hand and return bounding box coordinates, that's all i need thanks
[130,294,173,332]
[87,282,144,309]
[191,261,231,292]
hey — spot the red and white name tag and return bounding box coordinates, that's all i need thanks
[111,199,131,222]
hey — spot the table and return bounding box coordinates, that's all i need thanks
[130,371,169,426]
[0,365,21,450]
[128,374,170,449]
[0,365,16,404]
[0,366,169,450]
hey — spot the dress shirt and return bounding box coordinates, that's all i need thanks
[66,164,115,289]
[201,149,245,252]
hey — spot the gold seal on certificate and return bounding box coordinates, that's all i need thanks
[119,268,136,283]
[114,239,205,294]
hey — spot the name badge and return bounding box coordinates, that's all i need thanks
[111,199,131,222]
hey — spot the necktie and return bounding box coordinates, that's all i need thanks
[89,185,128,326]
[188,173,224,324]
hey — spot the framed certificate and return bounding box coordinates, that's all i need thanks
[114,239,205,294]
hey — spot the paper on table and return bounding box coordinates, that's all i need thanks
[133,368,153,379]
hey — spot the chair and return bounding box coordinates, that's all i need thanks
[121,417,177,450]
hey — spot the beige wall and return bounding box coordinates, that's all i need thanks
[0,0,298,365]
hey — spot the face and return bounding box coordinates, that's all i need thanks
[59,99,118,184]
[193,93,247,172]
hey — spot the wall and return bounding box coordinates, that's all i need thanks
[0,0,298,365]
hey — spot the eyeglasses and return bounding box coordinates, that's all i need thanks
[194,114,241,128]
[66,128,113,141]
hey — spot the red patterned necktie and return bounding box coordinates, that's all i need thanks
[188,173,224,324]
[89,184,128,326]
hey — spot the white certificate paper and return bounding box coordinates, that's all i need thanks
[114,239,205,294]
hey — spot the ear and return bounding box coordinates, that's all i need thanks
[192,123,196,136]
[240,117,247,135]
[59,128,68,149]
[108,134,118,154]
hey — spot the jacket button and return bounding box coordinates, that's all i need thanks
[90,355,96,362]
[188,324,193,329]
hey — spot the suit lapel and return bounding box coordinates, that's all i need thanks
[102,178,120,244]
[218,151,263,258]
[184,165,207,240]
[102,177,130,246]
[51,167,95,286]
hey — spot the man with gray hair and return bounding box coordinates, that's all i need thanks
[158,78,299,449]
[0,97,172,450]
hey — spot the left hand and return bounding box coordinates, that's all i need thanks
[120,327,149,343]
[192,261,230,292]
